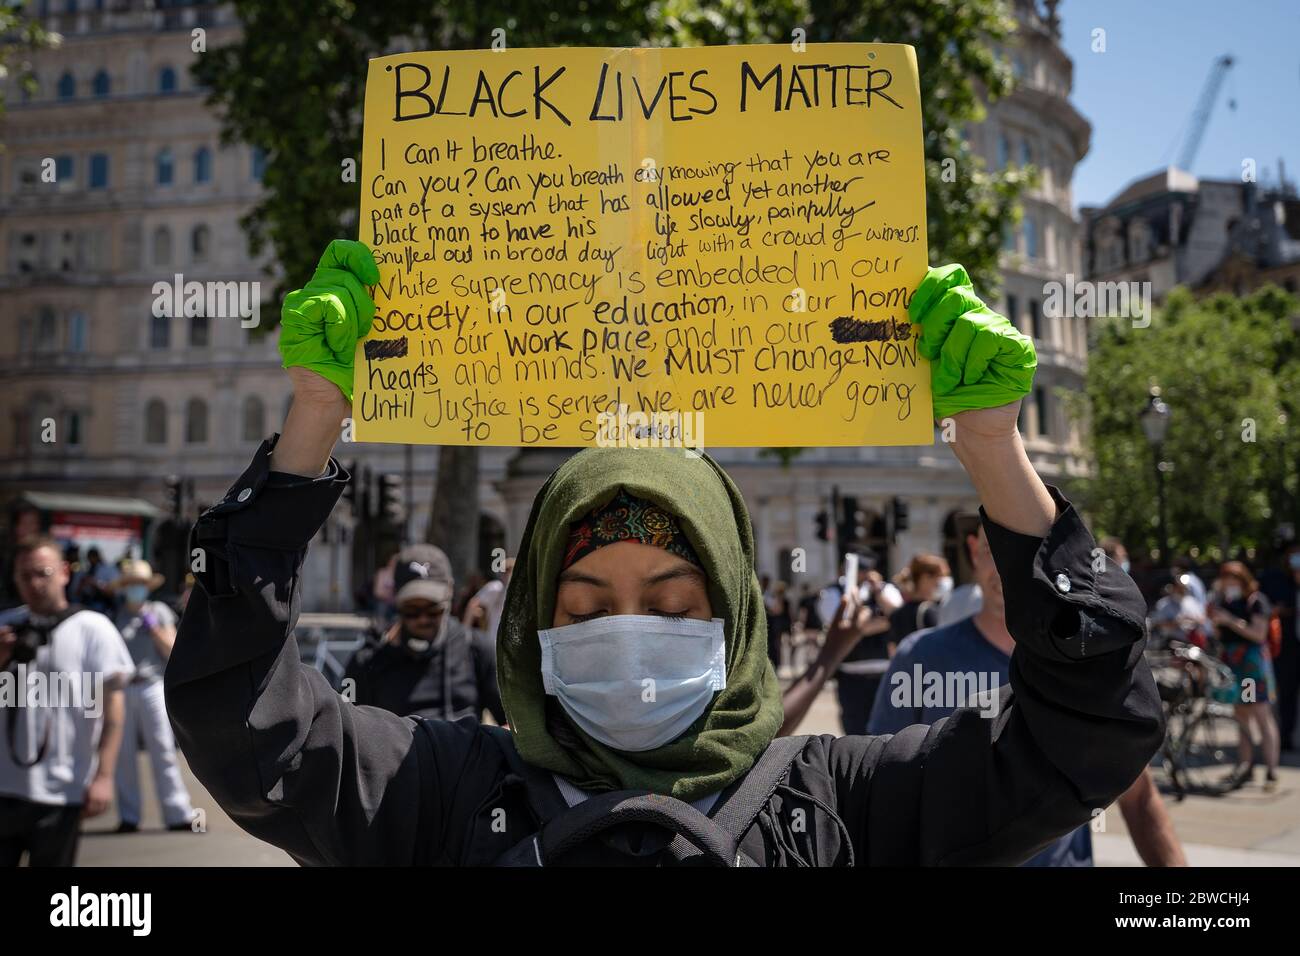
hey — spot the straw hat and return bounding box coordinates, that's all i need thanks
[112,559,165,592]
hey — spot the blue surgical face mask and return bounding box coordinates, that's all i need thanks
[123,584,150,605]
[537,614,726,753]
[1120,560,1131,574]
[1289,553,1300,572]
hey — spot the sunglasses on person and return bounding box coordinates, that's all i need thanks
[400,604,446,621]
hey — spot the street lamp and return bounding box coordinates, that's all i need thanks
[1139,387,1171,560]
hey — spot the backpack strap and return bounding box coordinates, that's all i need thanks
[538,790,737,866]
[666,734,809,866]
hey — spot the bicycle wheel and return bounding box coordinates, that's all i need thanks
[1170,706,1241,796]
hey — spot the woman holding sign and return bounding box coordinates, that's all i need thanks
[165,240,1161,866]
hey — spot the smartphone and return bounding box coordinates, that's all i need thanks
[843,553,859,595]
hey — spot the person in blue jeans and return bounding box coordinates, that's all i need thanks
[868,528,1187,867]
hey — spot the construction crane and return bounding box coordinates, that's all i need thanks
[1176,54,1236,172]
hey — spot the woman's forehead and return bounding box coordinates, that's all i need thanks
[559,540,706,587]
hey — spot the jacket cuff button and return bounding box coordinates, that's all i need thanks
[237,488,253,502]
[1054,572,1071,593]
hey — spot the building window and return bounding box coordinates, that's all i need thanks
[1035,388,1051,438]
[144,399,167,445]
[57,71,75,100]
[65,410,83,447]
[35,308,59,351]
[251,146,266,182]
[1028,299,1042,340]
[152,226,172,265]
[92,69,110,97]
[241,396,265,442]
[68,312,87,352]
[191,224,210,262]
[1020,140,1033,167]
[189,314,210,348]
[88,154,109,189]
[1023,216,1038,259]
[997,133,1010,170]
[185,399,208,444]
[54,155,74,184]
[149,314,170,349]
[194,147,212,184]
[1004,293,1019,330]
[1002,223,1016,253]
[158,66,177,94]
[156,148,174,186]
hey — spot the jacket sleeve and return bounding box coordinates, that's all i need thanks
[828,486,1164,866]
[163,438,464,865]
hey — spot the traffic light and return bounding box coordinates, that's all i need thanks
[839,496,867,548]
[814,510,830,541]
[378,473,404,526]
[892,497,910,535]
[164,475,184,521]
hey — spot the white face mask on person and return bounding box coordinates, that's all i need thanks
[934,576,954,600]
[537,614,726,753]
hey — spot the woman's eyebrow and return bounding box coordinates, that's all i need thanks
[645,565,706,587]
[557,569,608,587]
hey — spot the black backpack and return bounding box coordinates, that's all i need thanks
[482,726,808,867]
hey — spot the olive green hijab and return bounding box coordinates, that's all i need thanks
[497,446,784,801]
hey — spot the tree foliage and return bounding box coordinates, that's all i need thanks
[1072,286,1300,562]
[0,7,53,121]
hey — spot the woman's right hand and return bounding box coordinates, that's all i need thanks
[279,239,380,405]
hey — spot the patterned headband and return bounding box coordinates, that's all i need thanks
[562,489,702,571]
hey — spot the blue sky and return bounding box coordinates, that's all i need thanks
[1058,0,1300,208]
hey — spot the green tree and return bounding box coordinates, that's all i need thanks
[0,6,53,122]
[1071,286,1300,563]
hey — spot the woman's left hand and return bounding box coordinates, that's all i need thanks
[908,263,1037,429]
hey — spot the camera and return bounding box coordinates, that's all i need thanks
[0,607,58,666]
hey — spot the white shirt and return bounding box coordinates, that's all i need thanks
[472,579,508,641]
[0,609,134,806]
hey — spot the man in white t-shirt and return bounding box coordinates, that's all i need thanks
[0,537,133,866]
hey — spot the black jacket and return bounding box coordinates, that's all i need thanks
[165,438,1163,866]
[344,620,504,725]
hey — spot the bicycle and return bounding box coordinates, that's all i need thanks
[1147,636,1241,798]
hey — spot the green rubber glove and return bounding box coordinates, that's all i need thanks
[907,263,1037,421]
[278,239,380,403]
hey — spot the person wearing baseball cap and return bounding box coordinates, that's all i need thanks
[344,544,504,724]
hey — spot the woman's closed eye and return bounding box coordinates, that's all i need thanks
[566,609,691,623]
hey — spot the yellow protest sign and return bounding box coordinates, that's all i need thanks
[355,43,931,447]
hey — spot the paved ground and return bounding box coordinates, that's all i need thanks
[75,681,1300,866]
